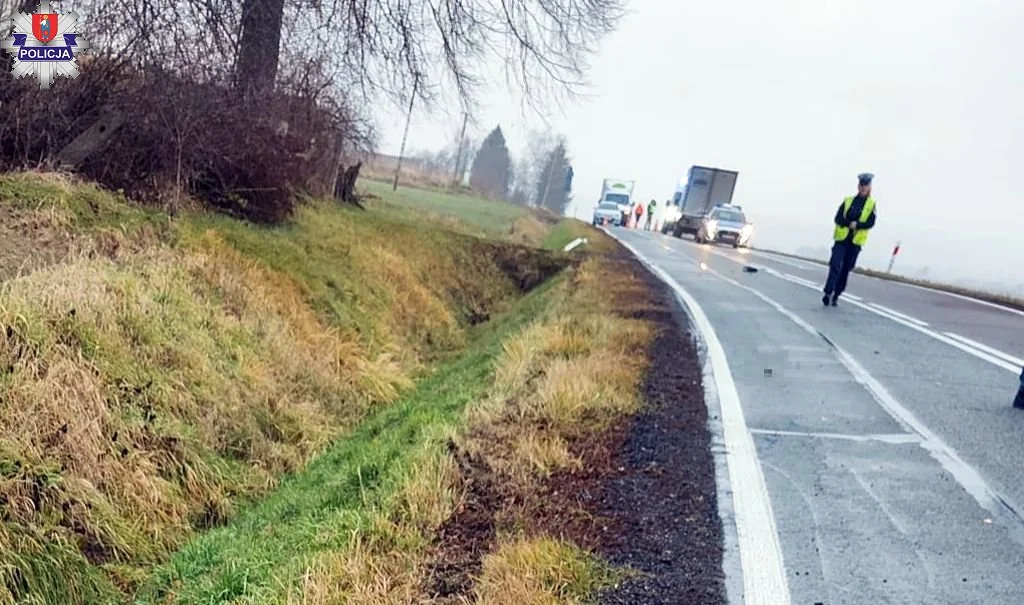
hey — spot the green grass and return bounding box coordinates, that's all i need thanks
[0,172,169,235]
[0,172,563,605]
[540,219,617,254]
[359,179,528,240]
[136,275,563,604]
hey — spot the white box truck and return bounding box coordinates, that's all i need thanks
[598,179,636,225]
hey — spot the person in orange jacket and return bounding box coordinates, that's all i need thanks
[633,201,644,229]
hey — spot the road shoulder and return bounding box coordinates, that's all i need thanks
[596,257,727,604]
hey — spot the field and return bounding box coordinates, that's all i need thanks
[0,173,649,604]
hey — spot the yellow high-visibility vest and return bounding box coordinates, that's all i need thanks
[833,196,876,246]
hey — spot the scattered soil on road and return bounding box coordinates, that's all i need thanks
[423,253,726,604]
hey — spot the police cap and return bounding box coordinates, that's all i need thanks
[857,173,874,186]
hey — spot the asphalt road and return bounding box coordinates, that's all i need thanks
[611,227,1024,605]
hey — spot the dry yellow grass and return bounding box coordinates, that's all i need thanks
[465,256,652,480]
[282,255,652,605]
[0,172,557,603]
[508,215,549,248]
[474,536,611,605]
[0,244,410,599]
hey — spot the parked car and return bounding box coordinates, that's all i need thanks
[592,201,623,226]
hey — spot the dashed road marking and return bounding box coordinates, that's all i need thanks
[868,303,929,326]
[944,332,1024,367]
[700,262,1024,535]
[687,249,1019,375]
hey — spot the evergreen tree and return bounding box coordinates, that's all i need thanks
[469,126,513,199]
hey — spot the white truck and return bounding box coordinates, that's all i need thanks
[598,179,636,225]
[663,166,739,237]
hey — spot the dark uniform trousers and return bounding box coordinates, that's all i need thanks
[824,241,861,298]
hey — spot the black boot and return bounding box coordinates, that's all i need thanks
[822,293,830,306]
[1014,387,1024,409]
[831,294,839,307]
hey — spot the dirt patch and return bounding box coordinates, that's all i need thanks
[423,253,726,604]
[0,205,74,281]
[425,446,503,599]
[472,239,572,293]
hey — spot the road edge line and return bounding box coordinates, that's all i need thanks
[607,230,792,605]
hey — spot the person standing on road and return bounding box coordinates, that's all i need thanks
[822,173,878,307]
[645,199,657,230]
[634,201,644,230]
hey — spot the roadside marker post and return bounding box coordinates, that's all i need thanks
[887,241,900,274]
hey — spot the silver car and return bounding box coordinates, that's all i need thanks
[592,201,623,226]
[694,205,754,248]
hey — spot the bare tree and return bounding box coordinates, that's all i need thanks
[236,0,287,98]
[75,0,622,109]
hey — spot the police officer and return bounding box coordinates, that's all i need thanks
[1014,367,1024,409]
[822,173,878,306]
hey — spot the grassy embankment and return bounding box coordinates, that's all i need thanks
[359,179,610,254]
[0,173,651,604]
[756,246,1024,312]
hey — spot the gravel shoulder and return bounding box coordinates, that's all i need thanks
[596,257,727,605]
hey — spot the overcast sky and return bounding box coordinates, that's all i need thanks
[375,0,1024,293]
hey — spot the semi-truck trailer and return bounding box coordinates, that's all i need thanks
[663,166,739,237]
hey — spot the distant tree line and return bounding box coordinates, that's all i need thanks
[413,125,574,214]
[0,0,620,222]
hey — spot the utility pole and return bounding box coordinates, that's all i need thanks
[392,73,419,191]
[540,158,557,209]
[451,112,469,188]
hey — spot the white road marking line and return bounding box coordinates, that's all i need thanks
[746,250,819,271]
[782,273,818,288]
[699,246,870,301]
[868,303,929,327]
[844,301,1019,373]
[754,249,1024,319]
[895,281,1024,318]
[609,231,791,605]
[749,249,826,271]
[749,428,920,444]
[703,253,1020,375]
[705,265,1024,526]
[943,333,1024,367]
